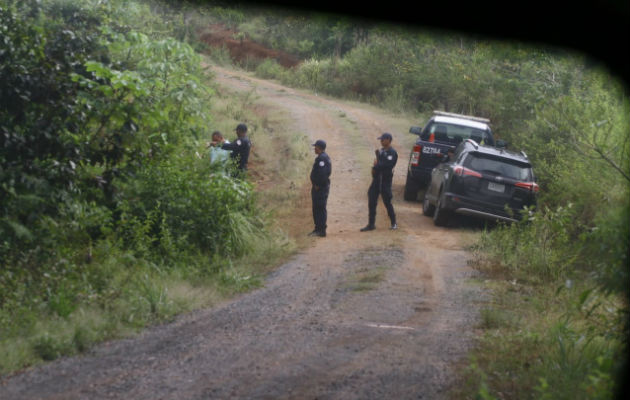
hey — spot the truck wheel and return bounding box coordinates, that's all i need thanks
[422,193,435,216]
[404,174,419,201]
[433,191,450,226]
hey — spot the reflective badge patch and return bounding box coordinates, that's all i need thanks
[387,155,393,160]
[236,139,242,145]
[319,161,325,167]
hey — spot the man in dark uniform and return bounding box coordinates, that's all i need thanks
[218,123,251,176]
[361,132,398,231]
[309,139,332,237]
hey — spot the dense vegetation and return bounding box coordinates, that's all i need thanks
[1,1,628,398]
[0,0,296,372]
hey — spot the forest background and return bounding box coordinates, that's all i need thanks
[1,0,628,399]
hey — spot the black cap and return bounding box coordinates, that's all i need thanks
[378,132,393,141]
[235,123,248,132]
[312,139,326,150]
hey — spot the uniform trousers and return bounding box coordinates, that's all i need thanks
[312,185,329,233]
[368,177,396,226]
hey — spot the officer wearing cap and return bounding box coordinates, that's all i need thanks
[361,132,398,231]
[309,139,331,237]
[219,123,251,175]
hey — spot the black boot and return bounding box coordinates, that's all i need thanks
[360,224,375,232]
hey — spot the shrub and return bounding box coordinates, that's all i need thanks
[255,58,285,80]
[476,204,582,283]
[117,154,264,259]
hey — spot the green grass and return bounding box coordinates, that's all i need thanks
[450,264,626,400]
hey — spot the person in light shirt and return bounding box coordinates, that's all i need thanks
[208,131,231,165]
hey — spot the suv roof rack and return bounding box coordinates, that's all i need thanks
[433,110,491,124]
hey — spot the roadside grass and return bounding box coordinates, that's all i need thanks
[0,259,226,374]
[450,257,626,400]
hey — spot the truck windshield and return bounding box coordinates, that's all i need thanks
[463,153,532,181]
[422,123,493,145]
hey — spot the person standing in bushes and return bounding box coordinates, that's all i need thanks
[309,139,332,237]
[207,131,231,165]
[360,132,398,231]
[213,123,251,176]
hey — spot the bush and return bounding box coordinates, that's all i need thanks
[476,205,583,283]
[255,58,285,80]
[118,155,263,259]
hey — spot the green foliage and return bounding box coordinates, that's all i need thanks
[0,0,283,374]
[532,318,618,399]
[33,333,73,361]
[1,0,107,256]
[1,0,213,262]
[118,155,262,259]
[476,204,582,282]
[587,204,630,294]
[228,10,362,59]
[255,58,285,80]
[206,43,234,66]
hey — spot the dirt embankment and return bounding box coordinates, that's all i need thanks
[199,24,301,68]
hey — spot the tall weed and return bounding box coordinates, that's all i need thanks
[476,204,581,283]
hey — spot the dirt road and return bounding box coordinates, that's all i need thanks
[0,66,482,400]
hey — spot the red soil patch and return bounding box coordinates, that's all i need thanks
[199,24,300,68]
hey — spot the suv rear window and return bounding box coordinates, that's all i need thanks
[422,123,492,145]
[463,153,532,181]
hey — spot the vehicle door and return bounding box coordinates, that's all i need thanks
[420,122,455,171]
[427,146,453,200]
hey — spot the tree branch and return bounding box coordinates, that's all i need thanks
[591,145,630,183]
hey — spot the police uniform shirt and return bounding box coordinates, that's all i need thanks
[310,152,332,187]
[222,136,251,170]
[372,147,398,181]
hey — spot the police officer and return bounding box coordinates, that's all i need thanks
[361,132,398,231]
[219,123,251,175]
[309,139,331,237]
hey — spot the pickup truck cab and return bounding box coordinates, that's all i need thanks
[404,111,497,201]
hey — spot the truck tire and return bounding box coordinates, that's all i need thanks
[404,174,419,201]
[433,190,450,226]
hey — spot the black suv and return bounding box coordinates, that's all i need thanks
[422,139,538,226]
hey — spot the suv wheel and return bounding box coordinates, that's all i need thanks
[404,174,419,201]
[433,191,450,226]
[422,193,435,216]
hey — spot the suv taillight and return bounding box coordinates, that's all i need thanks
[515,182,540,193]
[411,145,422,166]
[454,165,482,178]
